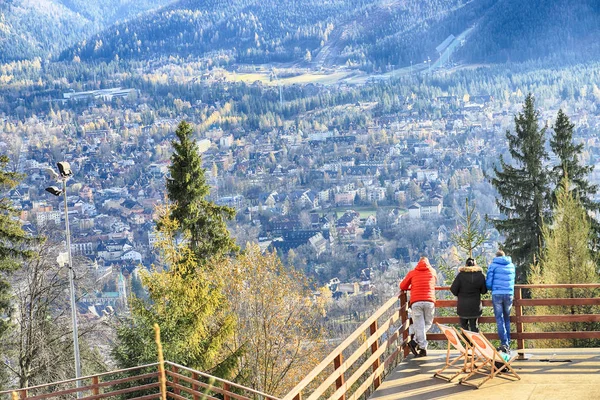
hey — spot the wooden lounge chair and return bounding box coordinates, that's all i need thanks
[433,323,479,382]
[459,329,521,388]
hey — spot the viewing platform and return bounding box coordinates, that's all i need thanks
[2,284,600,400]
[370,348,600,400]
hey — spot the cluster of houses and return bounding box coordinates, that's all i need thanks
[8,83,600,316]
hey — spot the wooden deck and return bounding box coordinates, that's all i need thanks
[369,348,600,400]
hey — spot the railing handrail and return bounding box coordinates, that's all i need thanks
[436,283,600,290]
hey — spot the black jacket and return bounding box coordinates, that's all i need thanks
[450,266,487,318]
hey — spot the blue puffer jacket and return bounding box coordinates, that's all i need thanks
[486,256,515,295]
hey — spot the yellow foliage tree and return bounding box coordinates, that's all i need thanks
[529,177,600,347]
[223,244,329,396]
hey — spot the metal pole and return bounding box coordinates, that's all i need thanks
[63,177,82,394]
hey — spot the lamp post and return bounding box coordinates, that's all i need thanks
[45,162,82,393]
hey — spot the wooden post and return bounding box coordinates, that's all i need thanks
[514,286,525,357]
[223,383,230,400]
[292,394,302,400]
[19,390,26,400]
[369,320,381,389]
[399,292,409,358]
[333,353,346,400]
[191,372,199,400]
[92,376,100,396]
[171,365,179,395]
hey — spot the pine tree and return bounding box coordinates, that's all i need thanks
[112,205,238,377]
[166,121,238,260]
[491,94,550,281]
[0,155,35,387]
[550,109,600,237]
[452,198,488,259]
[529,177,599,347]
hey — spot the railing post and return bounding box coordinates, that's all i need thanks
[399,291,410,358]
[171,365,180,395]
[92,376,100,396]
[19,390,27,400]
[191,372,199,400]
[333,353,346,400]
[369,320,381,389]
[292,394,302,400]
[514,286,524,357]
[223,383,230,400]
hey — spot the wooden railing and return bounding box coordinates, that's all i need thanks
[3,284,599,400]
[164,362,279,400]
[432,284,600,351]
[282,293,411,400]
[282,283,600,400]
[0,361,280,400]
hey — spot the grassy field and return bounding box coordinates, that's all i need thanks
[219,69,357,85]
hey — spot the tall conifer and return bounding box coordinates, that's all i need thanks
[550,109,600,238]
[0,155,34,386]
[113,205,238,377]
[491,94,550,281]
[529,177,599,347]
[166,121,237,259]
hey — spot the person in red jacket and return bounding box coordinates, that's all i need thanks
[400,256,437,357]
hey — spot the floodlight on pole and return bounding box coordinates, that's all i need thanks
[45,162,81,396]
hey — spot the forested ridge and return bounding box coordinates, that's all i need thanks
[54,0,600,69]
[460,0,600,63]
[59,0,477,68]
[0,0,173,62]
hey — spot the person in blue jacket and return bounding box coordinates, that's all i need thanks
[486,250,516,353]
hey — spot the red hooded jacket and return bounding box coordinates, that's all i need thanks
[400,259,437,305]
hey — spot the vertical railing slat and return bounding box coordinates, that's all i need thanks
[399,291,409,358]
[369,320,381,389]
[171,365,180,395]
[333,353,346,400]
[191,372,199,400]
[515,286,524,356]
[92,376,100,396]
[223,382,230,400]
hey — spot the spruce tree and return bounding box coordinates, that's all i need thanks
[0,155,34,386]
[452,198,487,259]
[529,177,599,347]
[491,94,550,281]
[113,205,238,377]
[166,121,238,259]
[550,109,600,237]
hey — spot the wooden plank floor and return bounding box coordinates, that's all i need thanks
[369,348,600,400]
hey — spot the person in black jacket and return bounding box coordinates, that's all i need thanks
[450,258,487,332]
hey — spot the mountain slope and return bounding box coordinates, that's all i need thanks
[460,0,600,63]
[60,0,476,68]
[59,0,600,68]
[0,0,174,62]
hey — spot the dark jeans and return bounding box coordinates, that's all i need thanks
[460,317,479,332]
[492,294,513,347]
